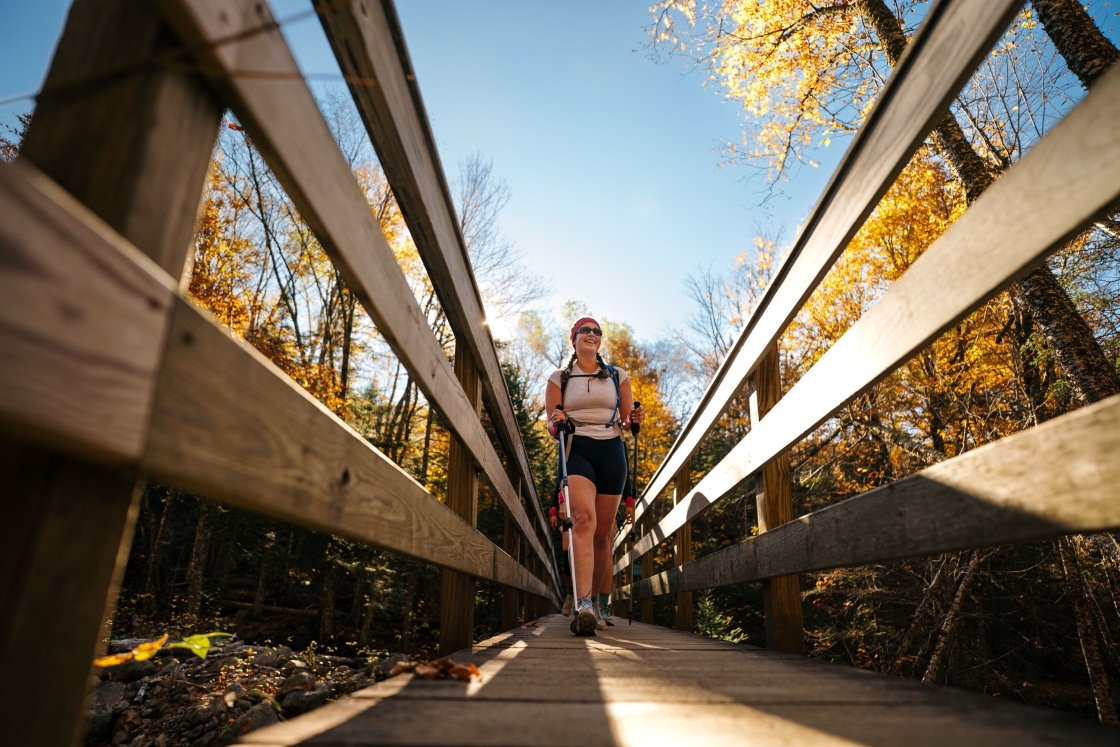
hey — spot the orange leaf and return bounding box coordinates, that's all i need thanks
[133,634,169,661]
[414,662,440,679]
[447,665,473,682]
[521,621,537,628]
[434,657,455,673]
[93,652,134,667]
[389,661,416,676]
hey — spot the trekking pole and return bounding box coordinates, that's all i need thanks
[628,401,641,625]
[554,407,580,609]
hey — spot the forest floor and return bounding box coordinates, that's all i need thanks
[84,631,407,747]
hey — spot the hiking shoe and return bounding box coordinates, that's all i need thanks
[591,602,608,630]
[600,605,616,626]
[561,594,574,617]
[570,598,597,636]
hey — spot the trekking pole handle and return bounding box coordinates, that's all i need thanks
[552,405,569,436]
[630,400,642,435]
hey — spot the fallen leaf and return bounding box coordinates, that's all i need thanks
[448,664,481,682]
[521,621,537,628]
[389,661,417,676]
[132,634,169,661]
[434,657,455,673]
[414,662,440,679]
[170,632,232,660]
[93,652,134,667]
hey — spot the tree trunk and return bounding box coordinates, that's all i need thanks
[923,550,984,683]
[252,530,277,619]
[1059,537,1119,724]
[858,0,1120,407]
[891,555,952,675]
[1033,0,1119,89]
[144,489,177,613]
[185,498,213,619]
[320,556,336,640]
[400,564,418,654]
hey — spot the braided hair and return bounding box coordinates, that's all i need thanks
[558,351,610,392]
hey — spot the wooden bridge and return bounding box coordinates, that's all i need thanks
[1,0,1119,745]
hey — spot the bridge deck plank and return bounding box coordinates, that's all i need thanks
[243,616,1117,746]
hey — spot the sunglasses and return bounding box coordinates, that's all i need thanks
[576,326,603,337]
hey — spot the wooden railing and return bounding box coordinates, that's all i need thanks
[613,0,1120,653]
[0,1,559,745]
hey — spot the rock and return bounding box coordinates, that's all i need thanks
[249,646,292,669]
[214,702,279,746]
[377,654,410,677]
[152,736,172,747]
[190,732,216,747]
[190,697,222,724]
[116,709,142,735]
[236,698,251,711]
[110,730,129,745]
[113,659,157,683]
[281,683,330,716]
[205,716,219,732]
[93,681,127,709]
[279,670,315,696]
[279,658,308,676]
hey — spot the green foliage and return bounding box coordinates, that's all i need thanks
[170,632,233,660]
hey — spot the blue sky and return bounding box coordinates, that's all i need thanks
[0,1,839,341]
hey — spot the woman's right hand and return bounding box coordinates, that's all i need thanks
[549,408,569,429]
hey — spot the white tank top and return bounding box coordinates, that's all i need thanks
[547,362,628,439]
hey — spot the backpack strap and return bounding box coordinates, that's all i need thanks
[604,365,622,430]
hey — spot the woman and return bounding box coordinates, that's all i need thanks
[547,317,644,636]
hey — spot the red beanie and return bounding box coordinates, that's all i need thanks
[570,317,600,345]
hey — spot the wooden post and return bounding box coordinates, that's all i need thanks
[641,512,655,623]
[0,3,222,745]
[501,468,522,630]
[674,460,695,632]
[440,339,481,654]
[748,342,806,655]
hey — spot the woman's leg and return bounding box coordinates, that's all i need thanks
[567,475,597,599]
[591,493,622,596]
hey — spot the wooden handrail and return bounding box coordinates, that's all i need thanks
[158,0,560,595]
[616,0,1024,552]
[617,59,1120,572]
[0,160,555,602]
[616,392,1120,599]
[312,0,556,568]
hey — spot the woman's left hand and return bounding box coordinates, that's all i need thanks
[630,404,645,426]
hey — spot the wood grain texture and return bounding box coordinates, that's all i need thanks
[673,461,694,633]
[618,0,1024,552]
[620,392,1120,600]
[20,0,221,279]
[441,340,481,654]
[141,297,550,597]
[240,615,1116,746]
[0,441,141,747]
[312,0,555,557]
[157,0,558,594]
[618,59,1120,570]
[750,347,805,655]
[0,161,176,463]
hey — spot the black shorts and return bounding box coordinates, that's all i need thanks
[564,435,627,495]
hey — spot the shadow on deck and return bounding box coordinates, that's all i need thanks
[240,615,1120,746]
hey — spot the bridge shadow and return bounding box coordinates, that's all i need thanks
[242,615,1119,746]
[246,614,617,746]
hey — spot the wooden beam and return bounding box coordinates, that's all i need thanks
[749,347,804,655]
[0,159,553,600]
[620,392,1120,599]
[673,460,694,633]
[641,512,654,624]
[502,468,523,630]
[441,341,481,654]
[157,0,559,595]
[312,0,555,564]
[617,0,1024,552]
[0,2,222,744]
[617,59,1120,572]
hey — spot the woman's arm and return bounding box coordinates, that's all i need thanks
[619,378,645,427]
[545,380,567,431]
